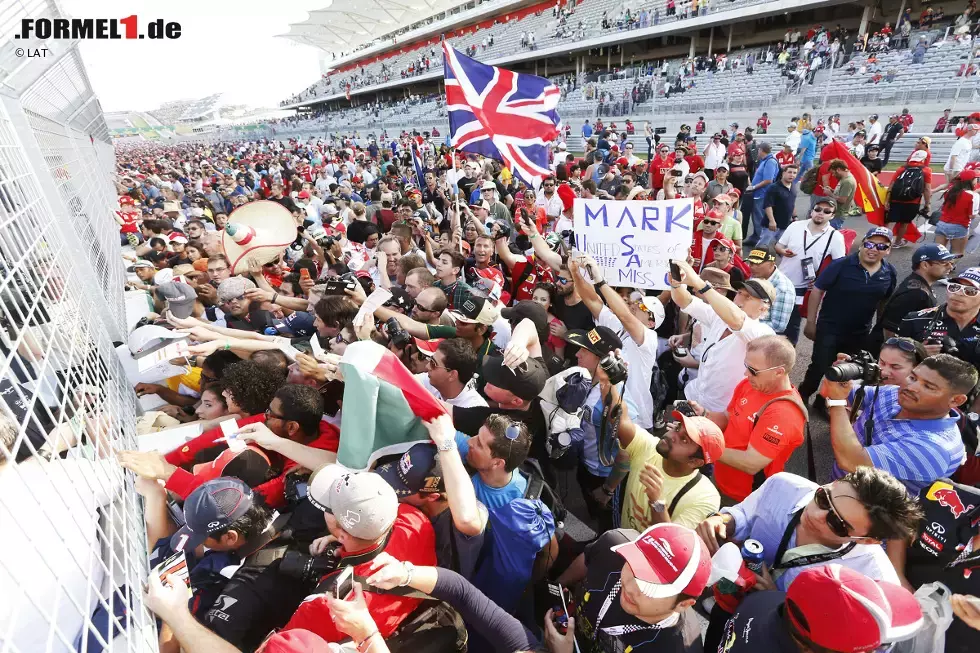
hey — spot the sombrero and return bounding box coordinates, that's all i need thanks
[220,200,298,274]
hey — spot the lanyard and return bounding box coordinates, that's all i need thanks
[773,508,857,570]
[593,578,671,640]
[802,227,830,255]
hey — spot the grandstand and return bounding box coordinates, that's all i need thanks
[273,0,980,150]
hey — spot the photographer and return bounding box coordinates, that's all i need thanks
[899,267,980,370]
[821,353,974,494]
[669,258,776,413]
[282,467,438,643]
[491,220,556,303]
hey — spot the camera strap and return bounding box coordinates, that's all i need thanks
[772,508,857,571]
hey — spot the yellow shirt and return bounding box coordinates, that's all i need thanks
[165,366,203,398]
[621,427,721,530]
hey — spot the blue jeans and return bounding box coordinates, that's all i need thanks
[795,159,813,183]
[745,197,767,245]
[756,227,785,247]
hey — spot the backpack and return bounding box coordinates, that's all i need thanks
[890,166,925,202]
[386,602,468,653]
[471,498,556,613]
[799,165,821,195]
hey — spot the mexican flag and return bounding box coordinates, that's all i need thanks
[337,340,447,470]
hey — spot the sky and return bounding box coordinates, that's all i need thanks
[61,0,327,112]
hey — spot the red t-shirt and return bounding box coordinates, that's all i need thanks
[727,142,745,159]
[692,198,706,229]
[283,503,437,642]
[757,117,771,131]
[685,154,705,174]
[648,154,675,190]
[508,255,554,303]
[713,379,806,502]
[941,190,977,227]
[117,210,139,234]
[775,151,795,167]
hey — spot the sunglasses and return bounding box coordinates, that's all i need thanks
[862,241,891,251]
[744,362,783,376]
[814,486,854,538]
[702,220,720,227]
[948,282,980,297]
[415,302,439,312]
[812,207,834,215]
[556,276,571,285]
[883,337,919,354]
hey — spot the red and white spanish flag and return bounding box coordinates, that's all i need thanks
[336,340,446,470]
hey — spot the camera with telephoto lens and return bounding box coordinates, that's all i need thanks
[385,317,412,349]
[599,352,628,385]
[826,350,881,385]
[279,546,342,586]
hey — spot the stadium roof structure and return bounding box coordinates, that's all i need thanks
[279,0,465,51]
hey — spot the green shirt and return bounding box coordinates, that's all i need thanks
[835,173,857,217]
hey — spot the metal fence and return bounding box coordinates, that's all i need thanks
[0,1,153,651]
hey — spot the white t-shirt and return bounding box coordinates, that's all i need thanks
[0,458,124,652]
[597,306,659,429]
[946,136,973,174]
[784,130,801,151]
[703,142,727,170]
[777,221,847,290]
[867,121,883,145]
[681,298,775,412]
[536,191,564,219]
[415,373,488,408]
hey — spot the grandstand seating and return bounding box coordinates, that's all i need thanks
[281,0,774,106]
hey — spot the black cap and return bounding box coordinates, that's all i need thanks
[375,443,445,497]
[170,478,255,552]
[481,355,549,400]
[501,300,549,341]
[562,325,623,357]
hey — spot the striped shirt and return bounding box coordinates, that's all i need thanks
[833,385,966,494]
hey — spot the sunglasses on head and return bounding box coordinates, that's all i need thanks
[862,241,890,251]
[948,282,980,297]
[814,486,854,538]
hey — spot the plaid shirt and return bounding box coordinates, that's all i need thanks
[759,267,797,334]
[837,385,965,494]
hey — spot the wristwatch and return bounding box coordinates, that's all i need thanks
[594,280,607,291]
[696,282,713,295]
[437,439,457,452]
[651,499,666,513]
[825,399,848,408]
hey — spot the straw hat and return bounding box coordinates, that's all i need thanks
[220,200,298,274]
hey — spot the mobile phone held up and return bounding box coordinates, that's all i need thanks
[330,566,354,601]
[548,582,571,635]
[670,260,682,283]
[323,279,356,295]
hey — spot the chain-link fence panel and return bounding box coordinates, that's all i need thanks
[0,2,154,652]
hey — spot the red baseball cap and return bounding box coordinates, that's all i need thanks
[118,195,135,206]
[616,157,630,168]
[413,337,443,357]
[297,190,311,200]
[610,523,711,599]
[671,412,724,464]
[705,208,725,221]
[711,237,737,253]
[786,565,923,652]
[959,169,980,182]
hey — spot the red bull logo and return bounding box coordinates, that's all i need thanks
[932,488,974,519]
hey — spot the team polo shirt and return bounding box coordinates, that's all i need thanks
[814,253,896,334]
[714,379,806,502]
[714,591,796,652]
[621,427,719,530]
[838,385,965,495]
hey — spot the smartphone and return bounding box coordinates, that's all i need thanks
[331,566,354,601]
[323,279,355,295]
[670,169,684,177]
[673,347,689,358]
[155,550,191,588]
[669,260,682,282]
[547,583,570,635]
[299,268,311,281]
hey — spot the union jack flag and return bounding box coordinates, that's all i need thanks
[442,43,561,187]
[410,142,426,188]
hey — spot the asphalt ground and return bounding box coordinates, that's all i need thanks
[558,190,971,541]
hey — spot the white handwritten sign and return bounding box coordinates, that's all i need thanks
[572,197,694,290]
